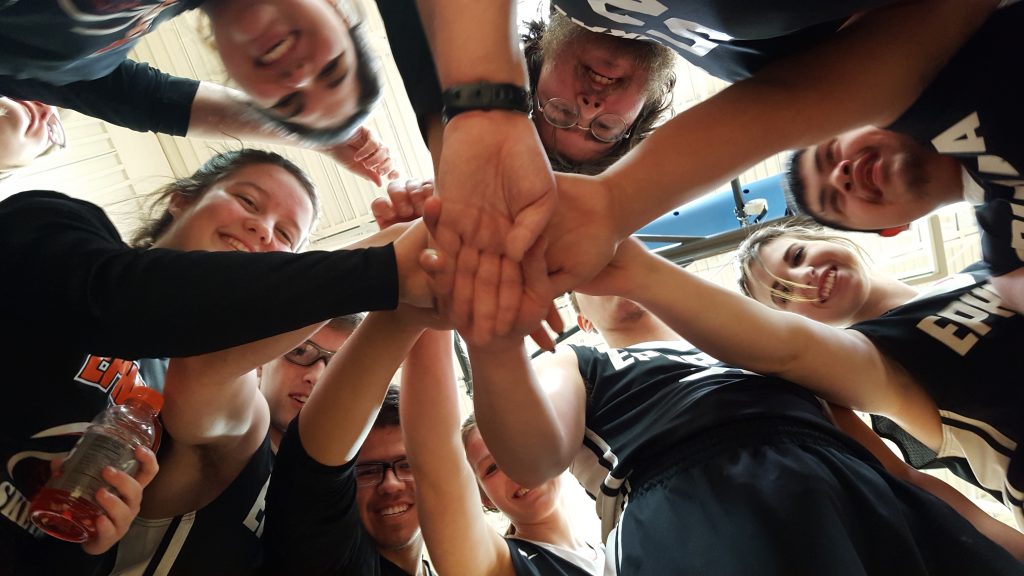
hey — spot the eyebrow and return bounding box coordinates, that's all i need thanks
[782,243,795,266]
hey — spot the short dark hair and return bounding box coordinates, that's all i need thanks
[373,383,401,429]
[325,313,366,335]
[248,21,383,147]
[132,148,318,248]
[522,18,676,175]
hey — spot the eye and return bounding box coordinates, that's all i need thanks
[236,194,257,210]
[826,140,836,164]
[482,462,498,477]
[275,227,294,247]
[770,282,792,307]
[791,246,805,266]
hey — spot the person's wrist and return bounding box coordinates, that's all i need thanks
[441,82,531,124]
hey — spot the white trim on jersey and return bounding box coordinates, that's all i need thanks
[937,409,1022,528]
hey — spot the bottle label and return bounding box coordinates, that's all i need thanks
[49,433,138,502]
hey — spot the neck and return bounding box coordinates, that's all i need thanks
[379,537,424,576]
[268,426,283,454]
[854,273,919,324]
[599,316,682,349]
[936,154,968,204]
[511,508,582,551]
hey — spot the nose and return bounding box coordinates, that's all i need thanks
[282,61,316,89]
[302,361,327,386]
[377,467,404,494]
[244,217,274,250]
[829,161,854,194]
[576,93,604,125]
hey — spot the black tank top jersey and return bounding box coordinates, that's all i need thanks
[849,273,1024,525]
[506,538,602,576]
[112,435,274,575]
[567,342,840,536]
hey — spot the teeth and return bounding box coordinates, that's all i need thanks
[514,488,531,498]
[381,504,409,516]
[223,236,250,253]
[290,394,308,404]
[587,68,616,85]
[260,33,296,65]
[820,269,836,301]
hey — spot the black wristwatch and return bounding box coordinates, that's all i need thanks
[441,82,532,124]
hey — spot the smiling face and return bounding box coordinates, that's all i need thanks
[745,236,871,327]
[355,426,421,552]
[463,427,561,527]
[153,162,315,253]
[533,16,656,164]
[797,127,962,230]
[208,0,362,130]
[258,324,352,444]
[0,98,63,170]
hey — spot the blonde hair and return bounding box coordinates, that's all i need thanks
[736,222,868,305]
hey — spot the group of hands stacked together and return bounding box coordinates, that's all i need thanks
[367,112,642,352]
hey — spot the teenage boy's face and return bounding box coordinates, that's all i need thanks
[798,127,955,230]
[209,0,363,130]
[355,426,420,553]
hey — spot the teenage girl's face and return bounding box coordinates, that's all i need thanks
[0,98,62,170]
[209,0,362,130]
[745,236,870,327]
[464,428,561,525]
[156,163,316,253]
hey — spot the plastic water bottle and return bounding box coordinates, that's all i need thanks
[29,386,163,543]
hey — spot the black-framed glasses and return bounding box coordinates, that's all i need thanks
[354,457,413,487]
[535,97,629,143]
[46,112,66,150]
[283,340,336,367]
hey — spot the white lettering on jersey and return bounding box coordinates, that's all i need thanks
[605,348,721,371]
[932,112,1020,177]
[0,481,42,536]
[562,2,731,57]
[1010,187,1024,260]
[916,283,1014,356]
[243,476,270,538]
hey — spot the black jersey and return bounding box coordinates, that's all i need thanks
[887,3,1024,276]
[111,435,273,575]
[567,341,838,537]
[551,0,891,81]
[850,273,1024,526]
[506,538,603,576]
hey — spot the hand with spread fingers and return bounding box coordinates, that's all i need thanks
[371,179,435,230]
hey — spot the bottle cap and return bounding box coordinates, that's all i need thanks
[128,386,164,413]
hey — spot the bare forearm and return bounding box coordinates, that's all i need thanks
[467,343,576,487]
[602,0,999,238]
[414,0,526,86]
[299,312,424,465]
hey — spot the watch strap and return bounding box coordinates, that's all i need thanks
[441,82,531,123]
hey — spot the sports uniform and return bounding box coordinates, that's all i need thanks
[0,191,398,573]
[110,435,274,575]
[262,419,435,576]
[506,538,603,576]
[567,341,1024,575]
[887,3,1024,277]
[849,272,1024,527]
[551,0,892,81]
[0,0,203,135]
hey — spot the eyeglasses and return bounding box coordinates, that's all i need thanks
[354,457,413,487]
[535,97,630,143]
[46,112,66,150]
[283,340,336,367]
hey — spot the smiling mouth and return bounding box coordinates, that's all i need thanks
[513,487,531,499]
[819,268,837,302]
[259,32,297,66]
[380,504,410,517]
[221,235,251,253]
[587,67,617,86]
[288,393,308,405]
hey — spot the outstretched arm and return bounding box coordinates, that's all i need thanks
[400,330,514,576]
[467,342,587,489]
[830,406,1024,561]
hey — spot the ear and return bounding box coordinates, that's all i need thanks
[577,315,594,333]
[877,224,910,238]
[167,192,193,218]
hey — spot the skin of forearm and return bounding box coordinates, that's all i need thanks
[414,0,527,86]
[601,0,1000,238]
[468,343,573,487]
[299,312,424,465]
